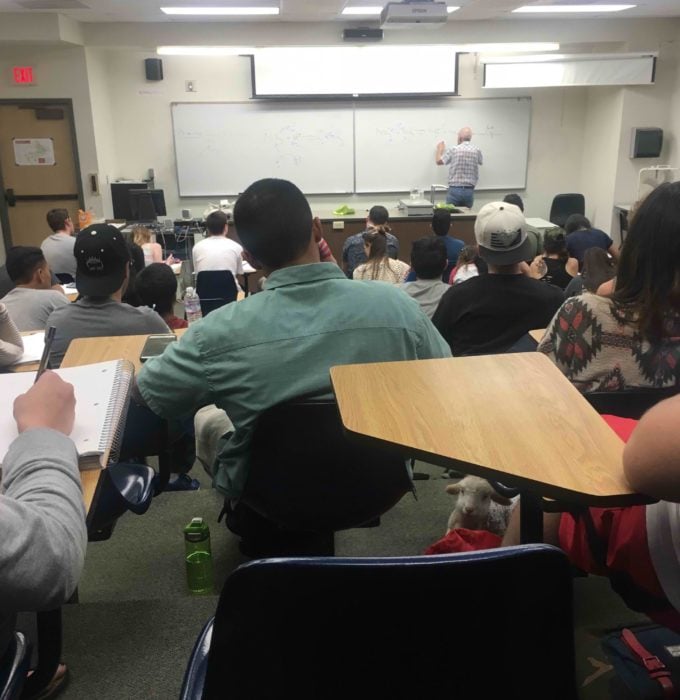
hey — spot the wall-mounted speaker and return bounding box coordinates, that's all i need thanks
[343,27,383,41]
[145,58,164,81]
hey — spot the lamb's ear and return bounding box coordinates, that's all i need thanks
[490,491,512,506]
[446,483,462,495]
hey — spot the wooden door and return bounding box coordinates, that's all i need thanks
[0,102,82,249]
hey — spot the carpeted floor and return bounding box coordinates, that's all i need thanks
[55,462,648,699]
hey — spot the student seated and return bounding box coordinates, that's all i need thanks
[529,230,578,290]
[353,229,410,284]
[449,245,480,285]
[433,209,464,281]
[191,210,244,286]
[565,213,619,270]
[432,202,564,356]
[136,262,188,330]
[0,303,23,367]
[1,247,69,331]
[402,237,450,319]
[502,193,541,261]
[121,239,146,307]
[538,182,680,393]
[564,247,617,298]
[405,209,465,283]
[40,208,76,279]
[132,225,163,267]
[504,392,680,632]
[342,205,399,278]
[135,178,450,527]
[318,237,337,265]
[1,371,87,674]
[46,224,169,367]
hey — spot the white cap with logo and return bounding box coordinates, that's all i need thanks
[474,202,531,266]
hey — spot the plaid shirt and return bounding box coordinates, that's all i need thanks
[442,141,483,187]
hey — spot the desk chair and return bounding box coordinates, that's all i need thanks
[228,398,413,557]
[88,403,178,541]
[584,386,680,420]
[549,193,585,228]
[0,633,29,700]
[619,208,629,244]
[87,463,155,541]
[180,545,577,700]
[54,273,74,285]
[195,271,238,317]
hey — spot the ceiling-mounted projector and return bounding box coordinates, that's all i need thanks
[380,1,448,28]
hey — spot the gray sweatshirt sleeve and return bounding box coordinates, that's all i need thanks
[0,304,23,367]
[0,428,87,612]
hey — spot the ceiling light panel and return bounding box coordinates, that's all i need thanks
[161,6,279,16]
[513,4,635,13]
[341,6,383,15]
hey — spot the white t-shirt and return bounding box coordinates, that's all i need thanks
[192,236,244,277]
[646,501,680,612]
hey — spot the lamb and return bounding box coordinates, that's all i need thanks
[445,475,516,536]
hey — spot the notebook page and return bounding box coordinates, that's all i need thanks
[0,359,121,461]
[14,331,45,365]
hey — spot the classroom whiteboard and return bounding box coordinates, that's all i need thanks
[171,98,531,196]
[354,98,531,193]
[172,102,355,195]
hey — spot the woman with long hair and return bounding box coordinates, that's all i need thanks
[529,230,578,290]
[352,226,410,284]
[132,225,163,266]
[538,181,680,393]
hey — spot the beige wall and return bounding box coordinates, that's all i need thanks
[0,15,679,250]
[0,45,102,218]
[90,48,590,221]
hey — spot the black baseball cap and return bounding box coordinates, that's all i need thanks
[75,224,130,297]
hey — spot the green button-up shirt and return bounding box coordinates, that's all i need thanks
[137,263,451,498]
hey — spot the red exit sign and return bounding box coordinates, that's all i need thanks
[12,66,34,85]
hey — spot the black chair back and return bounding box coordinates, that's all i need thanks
[195,270,238,317]
[0,632,29,700]
[183,546,576,700]
[585,386,680,420]
[619,208,629,243]
[55,273,74,284]
[243,398,412,532]
[549,193,585,229]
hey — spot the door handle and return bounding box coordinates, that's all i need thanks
[5,188,16,207]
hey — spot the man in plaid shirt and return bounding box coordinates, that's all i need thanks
[435,126,483,209]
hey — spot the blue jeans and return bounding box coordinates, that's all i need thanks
[447,186,474,208]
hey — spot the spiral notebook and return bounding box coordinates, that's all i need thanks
[0,359,134,470]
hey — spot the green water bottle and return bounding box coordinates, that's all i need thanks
[184,517,213,595]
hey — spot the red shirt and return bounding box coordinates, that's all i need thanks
[166,314,188,330]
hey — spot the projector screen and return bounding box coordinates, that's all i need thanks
[252,46,458,97]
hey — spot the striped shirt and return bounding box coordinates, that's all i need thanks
[441,142,483,187]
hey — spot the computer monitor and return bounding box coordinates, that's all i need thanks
[129,189,167,221]
[112,181,147,220]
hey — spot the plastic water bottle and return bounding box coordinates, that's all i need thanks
[184,286,202,325]
[184,517,213,594]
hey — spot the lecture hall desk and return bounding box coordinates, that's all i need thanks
[330,353,649,543]
[61,329,187,513]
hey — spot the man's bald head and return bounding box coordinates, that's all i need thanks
[458,127,472,142]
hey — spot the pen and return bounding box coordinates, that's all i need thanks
[35,326,56,383]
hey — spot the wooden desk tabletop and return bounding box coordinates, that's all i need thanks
[529,328,546,344]
[331,353,640,507]
[62,328,187,374]
[61,328,187,511]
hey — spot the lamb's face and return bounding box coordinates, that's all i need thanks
[456,480,493,522]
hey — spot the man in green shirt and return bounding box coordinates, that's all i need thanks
[137,178,450,502]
